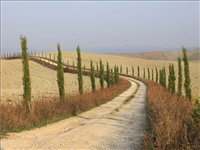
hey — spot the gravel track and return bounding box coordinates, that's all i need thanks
[1,77,147,149]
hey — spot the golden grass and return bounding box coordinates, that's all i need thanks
[47,51,200,99]
[143,80,200,149]
[0,59,101,102]
[0,78,131,135]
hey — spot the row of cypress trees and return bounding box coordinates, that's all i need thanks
[60,47,191,100]
[21,36,120,111]
[168,64,176,93]
[157,48,191,100]
[20,35,192,113]
[120,48,191,100]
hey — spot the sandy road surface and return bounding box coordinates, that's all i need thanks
[1,77,146,149]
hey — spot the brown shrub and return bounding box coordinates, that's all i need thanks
[143,80,200,149]
[0,78,130,135]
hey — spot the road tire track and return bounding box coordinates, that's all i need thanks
[1,77,146,150]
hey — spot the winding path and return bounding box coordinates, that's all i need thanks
[1,77,146,149]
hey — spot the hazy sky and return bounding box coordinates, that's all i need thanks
[1,1,199,53]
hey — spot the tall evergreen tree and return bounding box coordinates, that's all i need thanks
[156,67,158,83]
[168,64,172,91]
[183,48,192,100]
[177,57,182,96]
[171,64,176,93]
[132,66,134,77]
[152,69,154,81]
[116,66,120,83]
[99,59,104,89]
[106,62,111,88]
[111,68,114,85]
[21,36,31,110]
[114,65,119,83]
[163,67,166,88]
[90,60,96,92]
[159,67,166,88]
[148,68,150,80]
[120,65,122,74]
[57,43,65,99]
[77,45,83,94]
[126,67,128,75]
[143,68,145,79]
[159,69,162,85]
[137,66,140,77]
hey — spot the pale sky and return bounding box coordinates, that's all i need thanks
[1,1,199,53]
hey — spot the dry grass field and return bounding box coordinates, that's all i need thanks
[114,49,200,61]
[1,51,199,102]
[0,59,101,102]
[48,51,200,99]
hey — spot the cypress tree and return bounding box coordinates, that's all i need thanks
[114,66,117,83]
[152,68,154,81]
[171,64,176,94]
[90,60,96,92]
[163,67,166,88]
[57,43,65,99]
[159,67,166,88]
[120,65,122,74]
[111,68,114,85]
[99,59,104,89]
[21,36,31,110]
[126,67,128,75]
[114,65,119,84]
[159,69,162,85]
[178,57,182,96]
[168,64,172,91]
[143,68,145,79]
[137,66,140,77]
[148,68,150,80]
[116,66,120,83]
[132,66,134,77]
[106,62,111,88]
[156,67,158,83]
[77,45,83,94]
[183,48,192,100]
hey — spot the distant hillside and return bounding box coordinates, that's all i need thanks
[114,49,200,61]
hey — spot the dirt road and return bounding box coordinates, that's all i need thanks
[1,77,146,149]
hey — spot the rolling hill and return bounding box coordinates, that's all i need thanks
[113,49,200,61]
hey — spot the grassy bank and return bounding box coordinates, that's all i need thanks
[0,78,131,136]
[143,80,200,149]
